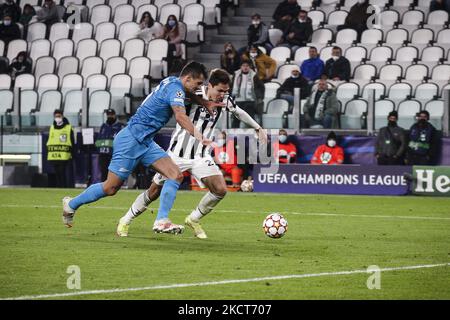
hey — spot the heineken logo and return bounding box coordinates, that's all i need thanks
[413,167,450,195]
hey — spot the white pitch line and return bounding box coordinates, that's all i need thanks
[1,204,450,221]
[2,262,449,300]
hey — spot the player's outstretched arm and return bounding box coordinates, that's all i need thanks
[172,106,213,146]
[231,105,268,144]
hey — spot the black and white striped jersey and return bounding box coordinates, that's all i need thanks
[168,85,238,159]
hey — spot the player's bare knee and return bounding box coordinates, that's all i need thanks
[104,184,120,196]
[213,186,227,198]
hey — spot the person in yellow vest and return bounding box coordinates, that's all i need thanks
[46,109,75,188]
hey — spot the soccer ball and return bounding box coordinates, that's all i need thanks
[263,213,288,238]
[240,179,253,192]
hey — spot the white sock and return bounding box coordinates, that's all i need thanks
[189,192,224,222]
[120,191,152,224]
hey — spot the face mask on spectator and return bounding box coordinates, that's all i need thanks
[279,135,287,144]
[168,19,176,27]
[388,120,397,127]
[54,117,63,125]
[327,139,336,148]
[107,117,115,125]
[298,17,306,23]
[252,20,260,26]
[225,47,232,53]
[291,72,300,78]
[3,19,11,26]
[418,119,427,127]
[216,139,226,147]
[249,52,257,58]
[18,57,24,63]
[358,0,365,3]
[332,55,339,61]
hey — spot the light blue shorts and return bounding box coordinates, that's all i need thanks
[108,127,168,180]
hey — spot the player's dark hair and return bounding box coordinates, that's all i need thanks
[209,69,231,87]
[180,61,208,80]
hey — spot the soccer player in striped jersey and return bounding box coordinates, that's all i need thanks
[117,68,267,239]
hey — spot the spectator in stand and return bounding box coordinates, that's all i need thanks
[375,111,407,165]
[311,131,344,165]
[8,51,31,80]
[95,109,125,182]
[430,0,450,14]
[231,60,265,127]
[136,11,163,43]
[274,129,297,164]
[0,14,20,46]
[272,0,301,32]
[0,0,21,23]
[405,111,439,165]
[213,131,243,187]
[302,79,339,129]
[276,66,309,106]
[37,0,60,28]
[220,42,241,75]
[301,47,325,85]
[323,46,351,82]
[46,109,75,188]
[161,15,185,66]
[244,13,272,55]
[337,0,370,41]
[242,44,277,82]
[19,4,36,26]
[279,10,313,55]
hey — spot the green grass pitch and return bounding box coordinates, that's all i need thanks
[0,188,449,300]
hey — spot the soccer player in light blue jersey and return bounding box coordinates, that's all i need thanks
[62,62,222,234]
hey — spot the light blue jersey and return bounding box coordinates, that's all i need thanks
[128,76,186,144]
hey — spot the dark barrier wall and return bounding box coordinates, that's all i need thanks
[40,132,450,186]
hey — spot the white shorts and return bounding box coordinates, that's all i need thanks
[153,151,222,188]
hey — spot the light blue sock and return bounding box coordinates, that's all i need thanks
[156,179,180,221]
[69,183,107,211]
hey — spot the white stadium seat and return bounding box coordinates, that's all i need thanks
[0,75,12,90]
[269,29,283,47]
[404,64,428,80]
[37,73,58,97]
[424,100,444,129]
[135,4,158,23]
[263,82,281,112]
[114,4,135,26]
[128,57,151,97]
[182,3,205,43]
[310,28,333,44]
[6,39,27,63]
[335,29,358,44]
[81,57,104,81]
[397,99,421,128]
[95,22,116,43]
[411,28,434,44]
[26,22,46,42]
[427,10,449,25]
[374,99,395,129]
[52,39,74,61]
[72,23,94,45]
[99,39,121,61]
[385,28,408,44]
[109,74,132,114]
[89,90,111,126]
[336,82,359,112]
[86,74,108,93]
[63,90,83,125]
[361,29,383,44]
[122,38,145,62]
[61,74,83,98]
[158,4,181,24]
[29,39,51,65]
[395,46,418,62]
[76,39,98,62]
[362,82,386,100]
[49,23,70,45]
[200,0,220,25]
[379,64,402,80]
[104,57,127,83]
[147,39,168,79]
[341,99,367,129]
[117,22,140,44]
[35,90,62,126]
[263,99,289,129]
[57,57,80,80]
[353,64,377,80]
[90,5,112,28]
[270,47,291,68]
[34,57,56,81]
[369,46,392,62]
[421,46,444,62]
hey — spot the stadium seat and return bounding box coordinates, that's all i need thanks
[0,90,13,124]
[109,0,129,11]
[154,0,175,7]
[35,90,62,127]
[309,28,333,45]
[401,10,425,26]
[81,57,104,82]
[275,64,301,84]
[158,4,181,24]
[294,46,310,64]
[411,28,434,44]
[99,39,121,61]
[0,75,12,90]
[421,46,444,62]
[117,22,140,44]
[392,0,413,6]
[336,82,359,113]
[353,64,377,80]
[404,64,428,80]
[269,29,283,47]
[385,28,408,44]
[95,22,116,43]
[263,82,281,112]
[270,47,291,68]
[431,64,450,80]
[361,29,383,44]
[128,56,151,97]
[114,4,135,26]
[61,74,83,98]
[122,38,145,62]
[19,89,38,126]
[109,74,132,115]
[380,10,399,26]
[147,39,168,79]
[320,46,333,62]
[335,29,358,44]
[369,46,393,62]
[379,64,402,80]
[57,57,79,80]
[263,99,289,129]
[76,39,98,62]
[86,74,108,94]
[14,74,35,91]
[345,46,367,63]
[26,22,46,42]
[49,23,70,45]
[29,39,51,65]
[178,0,198,10]
[362,82,386,100]
[415,82,439,105]
[37,73,58,97]
[374,99,395,129]
[104,57,127,84]
[397,99,421,128]
[34,57,56,82]
[307,10,326,27]
[0,40,4,57]
[52,39,74,61]
[6,39,27,64]
[88,90,111,126]
[200,0,221,25]
[395,46,418,62]
[341,99,367,129]
[436,29,450,44]
[182,3,205,43]
[90,5,112,28]
[86,0,106,11]
[132,0,153,9]
[427,10,449,25]
[63,90,83,126]
[388,82,412,106]
[327,10,348,26]
[424,100,444,129]
[72,23,94,46]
